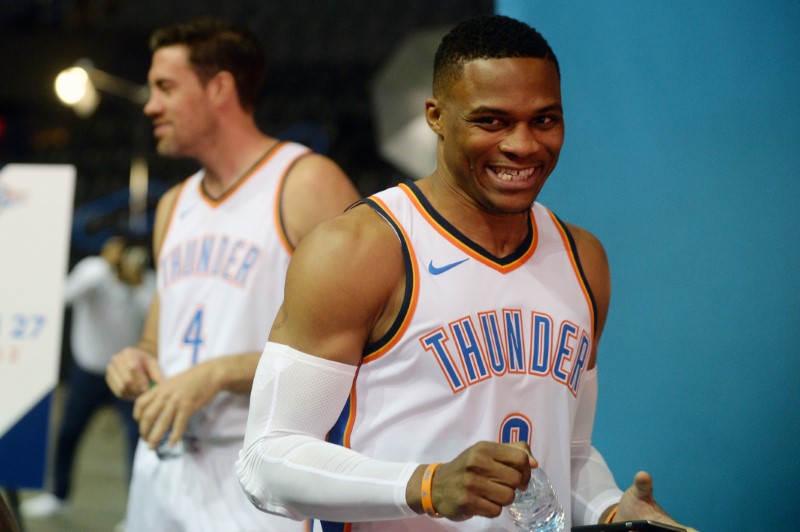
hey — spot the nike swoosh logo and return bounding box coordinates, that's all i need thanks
[428,258,469,275]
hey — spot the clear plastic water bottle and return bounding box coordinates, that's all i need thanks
[155,412,204,460]
[506,467,565,531]
[155,430,185,460]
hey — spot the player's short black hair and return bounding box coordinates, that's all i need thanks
[433,14,559,96]
[149,17,266,112]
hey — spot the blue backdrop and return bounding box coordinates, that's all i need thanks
[496,2,800,530]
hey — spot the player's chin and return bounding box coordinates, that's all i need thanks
[155,142,181,158]
[488,197,537,215]
[492,186,544,213]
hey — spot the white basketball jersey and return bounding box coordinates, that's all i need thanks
[324,182,596,531]
[157,141,309,441]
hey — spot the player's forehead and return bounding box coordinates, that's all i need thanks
[450,57,562,109]
[458,57,559,85]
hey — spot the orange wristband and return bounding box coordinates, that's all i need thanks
[420,463,443,518]
[604,505,618,523]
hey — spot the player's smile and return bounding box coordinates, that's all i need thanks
[490,166,537,182]
[486,165,543,190]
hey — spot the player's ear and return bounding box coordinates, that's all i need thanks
[425,98,444,136]
[207,70,237,108]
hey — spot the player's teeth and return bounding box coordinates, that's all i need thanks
[492,167,536,181]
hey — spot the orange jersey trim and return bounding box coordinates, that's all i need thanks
[272,145,309,255]
[196,141,287,208]
[341,366,361,449]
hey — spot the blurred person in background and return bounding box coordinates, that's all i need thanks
[22,237,154,527]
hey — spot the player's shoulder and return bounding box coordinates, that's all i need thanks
[288,150,349,185]
[559,219,611,317]
[160,181,184,202]
[153,182,185,217]
[151,182,188,257]
[290,201,402,288]
[287,202,404,322]
[286,151,357,205]
[300,201,398,255]
[278,146,360,246]
[560,220,606,261]
[557,218,610,291]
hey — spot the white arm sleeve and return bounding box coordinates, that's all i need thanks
[571,368,624,525]
[236,342,419,522]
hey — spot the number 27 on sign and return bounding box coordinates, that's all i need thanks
[0,312,47,340]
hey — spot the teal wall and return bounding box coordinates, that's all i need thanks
[496,2,800,530]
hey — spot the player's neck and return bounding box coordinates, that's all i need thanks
[416,177,531,258]
[201,135,278,199]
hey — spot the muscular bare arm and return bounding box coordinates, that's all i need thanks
[270,203,402,361]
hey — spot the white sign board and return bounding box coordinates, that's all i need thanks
[0,164,75,486]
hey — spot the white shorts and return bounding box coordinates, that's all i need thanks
[126,439,308,532]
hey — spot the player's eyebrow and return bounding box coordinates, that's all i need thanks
[469,103,563,115]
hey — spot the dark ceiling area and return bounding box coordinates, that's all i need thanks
[0,0,494,258]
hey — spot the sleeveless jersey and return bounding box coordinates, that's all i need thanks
[324,181,596,531]
[157,141,309,441]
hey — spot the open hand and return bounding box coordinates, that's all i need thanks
[615,471,698,531]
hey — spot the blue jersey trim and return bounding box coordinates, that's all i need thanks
[361,196,416,356]
[402,180,534,266]
[320,519,345,532]
[551,212,598,333]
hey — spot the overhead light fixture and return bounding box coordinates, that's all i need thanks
[54,59,152,236]
[54,59,148,117]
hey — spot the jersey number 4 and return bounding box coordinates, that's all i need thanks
[183,307,205,365]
